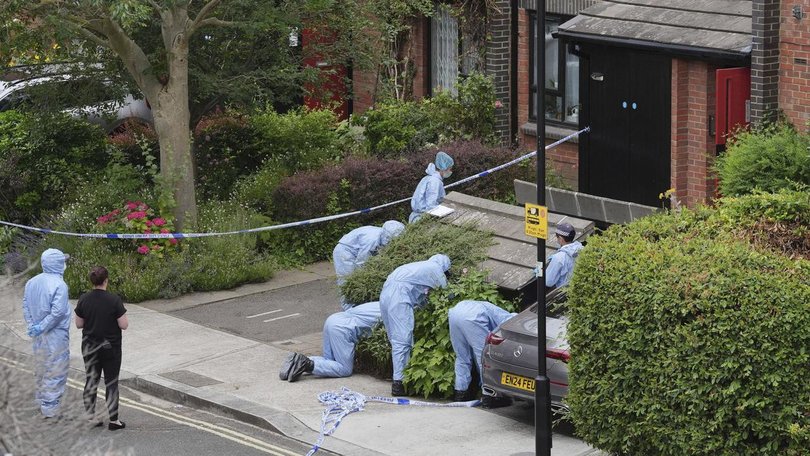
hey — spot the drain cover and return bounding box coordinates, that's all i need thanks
[159,370,223,387]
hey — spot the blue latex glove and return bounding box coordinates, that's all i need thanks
[27,324,43,337]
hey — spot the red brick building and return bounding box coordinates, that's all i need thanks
[348,0,809,207]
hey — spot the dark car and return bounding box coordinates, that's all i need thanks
[481,288,570,413]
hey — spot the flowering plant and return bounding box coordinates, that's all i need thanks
[96,201,179,256]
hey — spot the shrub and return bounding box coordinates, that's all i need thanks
[43,199,276,302]
[361,100,433,157]
[193,110,263,200]
[717,122,810,197]
[404,269,517,398]
[715,187,810,259]
[95,200,179,257]
[349,220,512,398]
[341,218,493,305]
[566,197,810,455]
[251,107,343,172]
[0,111,109,223]
[107,120,158,169]
[359,73,498,157]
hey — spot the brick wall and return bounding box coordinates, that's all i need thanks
[350,17,429,115]
[751,0,781,123]
[671,59,718,207]
[515,8,580,189]
[488,0,513,143]
[779,0,810,128]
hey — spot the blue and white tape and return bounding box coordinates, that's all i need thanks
[0,127,589,240]
[307,387,479,456]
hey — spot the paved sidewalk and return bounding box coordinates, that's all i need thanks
[0,264,599,456]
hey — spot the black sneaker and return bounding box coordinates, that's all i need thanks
[288,354,314,382]
[454,389,474,402]
[108,421,126,431]
[391,380,406,396]
[279,353,296,381]
[481,395,513,409]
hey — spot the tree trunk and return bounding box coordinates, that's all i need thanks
[152,86,196,230]
[153,10,197,230]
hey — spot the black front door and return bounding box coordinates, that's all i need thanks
[580,46,671,207]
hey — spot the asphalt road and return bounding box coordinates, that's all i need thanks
[0,353,332,456]
[169,279,340,344]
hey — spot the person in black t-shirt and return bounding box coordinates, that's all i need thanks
[75,266,128,431]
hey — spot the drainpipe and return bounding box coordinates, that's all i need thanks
[510,0,519,145]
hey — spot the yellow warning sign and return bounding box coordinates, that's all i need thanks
[524,203,548,239]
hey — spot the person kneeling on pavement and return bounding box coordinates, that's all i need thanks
[449,300,515,407]
[280,301,382,382]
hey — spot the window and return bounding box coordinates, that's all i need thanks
[431,4,459,95]
[529,13,580,126]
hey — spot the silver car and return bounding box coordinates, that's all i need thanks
[481,288,571,413]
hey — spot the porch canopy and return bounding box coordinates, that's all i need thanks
[556,0,752,61]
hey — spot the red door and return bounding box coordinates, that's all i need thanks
[302,28,348,120]
[715,67,751,146]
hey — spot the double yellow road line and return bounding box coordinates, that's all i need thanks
[0,355,303,456]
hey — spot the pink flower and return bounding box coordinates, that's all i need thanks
[145,220,153,227]
[160,228,170,234]
[152,244,161,250]
[96,215,108,224]
[168,238,178,245]
[137,245,150,255]
[494,100,503,109]
[152,217,166,227]
[111,209,121,215]
[127,211,147,220]
[126,202,138,210]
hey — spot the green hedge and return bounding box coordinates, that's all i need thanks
[717,123,810,197]
[566,192,810,456]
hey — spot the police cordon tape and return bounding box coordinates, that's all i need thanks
[0,127,589,240]
[307,387,480,456]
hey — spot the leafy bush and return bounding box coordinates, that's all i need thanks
[251,107,343,172]
[566,195,810,456]
[361,100,433,157]
[350,220,514,398]
[404,270,516,398]
[341,218,493,305]
[193,110,263,200]
[715,187,810,259]
[0,111,109,223]
[717,123,810,197]
[44,199,276,302]
[359,73,498,157]
[107,120,158,169]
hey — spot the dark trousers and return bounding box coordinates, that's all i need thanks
[81,339,122,421]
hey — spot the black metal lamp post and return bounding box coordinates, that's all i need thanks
[535,1,552,455]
